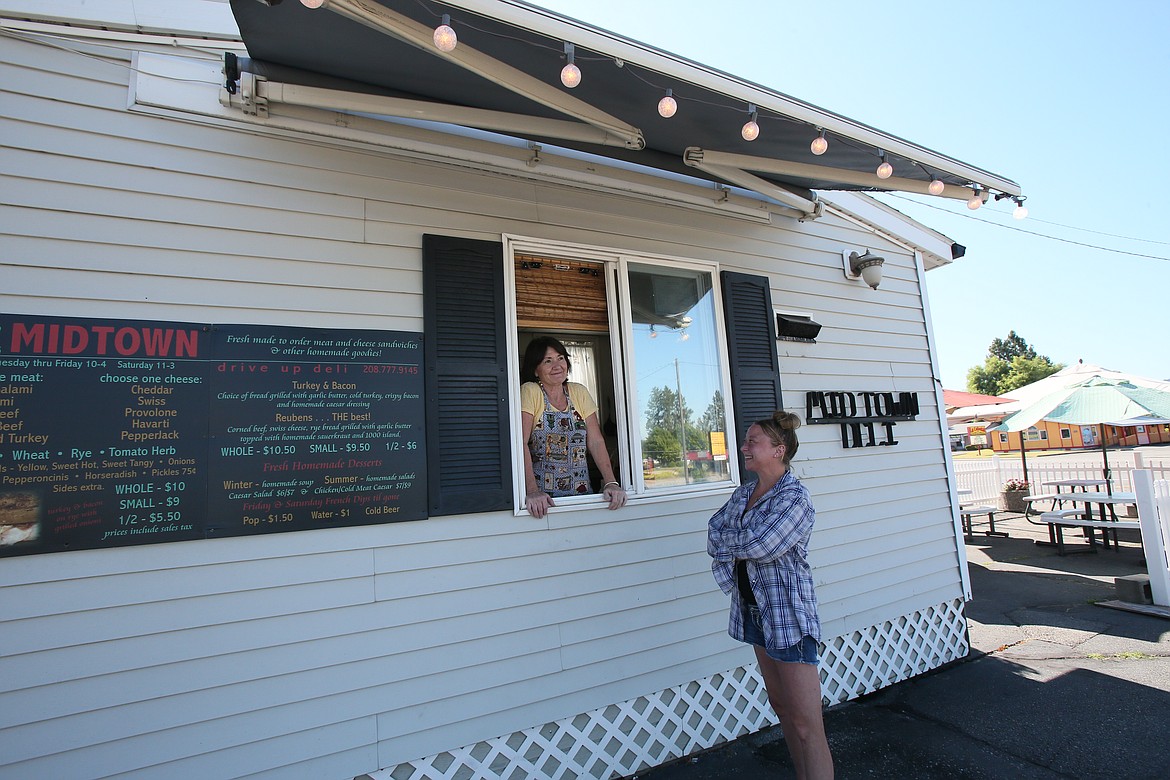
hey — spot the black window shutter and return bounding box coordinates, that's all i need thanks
[423,235,512,515]
[720,270,783,472]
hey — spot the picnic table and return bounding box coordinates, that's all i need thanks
[1032,491,1139,553]
[1042,478,1110,493]
[1053,491,1137,523]
[957,489,1005,537]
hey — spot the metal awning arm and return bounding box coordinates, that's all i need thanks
[312,0,645,150]
[690,148,988,201]
[254,79,640,149]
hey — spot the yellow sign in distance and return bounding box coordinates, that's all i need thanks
[710,431,727,459]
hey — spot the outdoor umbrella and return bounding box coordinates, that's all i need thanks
[993,377,1170,490]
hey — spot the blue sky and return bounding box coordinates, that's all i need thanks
[530,0,1170,389]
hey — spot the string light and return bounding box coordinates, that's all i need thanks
[433,14,457,52]
[741,104,759,141]
[657,88,677,118]
[810,128,828,155]
[648,325,658,339]
[560,42,581,88]
[298,0,1022,219]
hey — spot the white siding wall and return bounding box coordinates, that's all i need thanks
[0,26,964,780]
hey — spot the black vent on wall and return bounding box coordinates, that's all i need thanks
[776,313,822,343]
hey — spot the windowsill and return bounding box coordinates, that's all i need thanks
[512,481,736,518]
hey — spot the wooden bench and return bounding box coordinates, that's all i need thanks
[1036,510,1141,555]
[960,505,1007,537]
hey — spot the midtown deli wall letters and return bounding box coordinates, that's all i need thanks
[805,390,921,448]
[0,315,425,557]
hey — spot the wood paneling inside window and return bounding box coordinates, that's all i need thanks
[515,255,607,332]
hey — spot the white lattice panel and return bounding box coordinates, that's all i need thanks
[819,598,968,704]
[369,599,968,780]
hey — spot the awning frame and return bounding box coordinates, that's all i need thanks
[228,0,1022,212]
[308,0,644,149]
[246,77,642,149]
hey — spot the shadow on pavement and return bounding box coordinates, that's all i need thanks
[631,511,1170,780]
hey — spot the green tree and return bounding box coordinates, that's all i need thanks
[967,356,1009,396]
[643,427,681,466]
[644,386,690,431]
[642,385,707,465]
[1000,355,1064,394]
[989,330,1037,363]
[966,332,1062,395]
[698,391,725,435]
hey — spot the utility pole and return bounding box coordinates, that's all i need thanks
[675,358,688,483]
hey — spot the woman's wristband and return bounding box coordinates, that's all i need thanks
[603,481,622,490]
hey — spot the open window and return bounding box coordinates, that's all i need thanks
[509,238,736,511]
[423,233,780,517]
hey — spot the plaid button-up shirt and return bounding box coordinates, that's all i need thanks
[707,469,821,650]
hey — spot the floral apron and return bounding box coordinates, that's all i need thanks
[529,384,590,497]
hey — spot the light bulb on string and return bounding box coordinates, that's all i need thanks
[1013,199,1029,219]
[433,14,457,52]
[876,151,893,180]
[648,325,658,339]
[810,129,828,155]
[928,178,945,196]
[657,88,677,118]
[299,0,325,8]
[560,43,581,88]
[967,189,984,210]
[741,105,759,141]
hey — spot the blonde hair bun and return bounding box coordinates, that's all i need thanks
[773,410,802,430]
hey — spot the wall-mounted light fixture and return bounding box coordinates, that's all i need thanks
[843,249,886,290]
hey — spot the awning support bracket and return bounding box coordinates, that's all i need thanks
[685,147,821,219]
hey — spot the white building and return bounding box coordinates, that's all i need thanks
[0,2,1021,778]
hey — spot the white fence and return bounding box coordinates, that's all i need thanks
[1134,472,1170,607]
[953,453,1170,505]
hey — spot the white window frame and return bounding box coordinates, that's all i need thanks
[503,235,739,516]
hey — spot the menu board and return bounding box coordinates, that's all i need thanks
[0,315,425,557]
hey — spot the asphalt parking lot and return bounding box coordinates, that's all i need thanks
[633,512,1170,779]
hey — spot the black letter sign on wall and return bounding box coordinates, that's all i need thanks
[805,390,921,447]
[720,271,783,474]
[422,235,512,516]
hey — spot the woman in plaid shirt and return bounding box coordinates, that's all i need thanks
[708,411,833,779]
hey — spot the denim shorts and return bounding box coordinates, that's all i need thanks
[743,605,820,665]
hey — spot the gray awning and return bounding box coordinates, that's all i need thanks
[228,0,1020,216]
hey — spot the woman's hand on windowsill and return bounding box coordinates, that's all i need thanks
[602,483,627,510]
[525,491,554,519]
